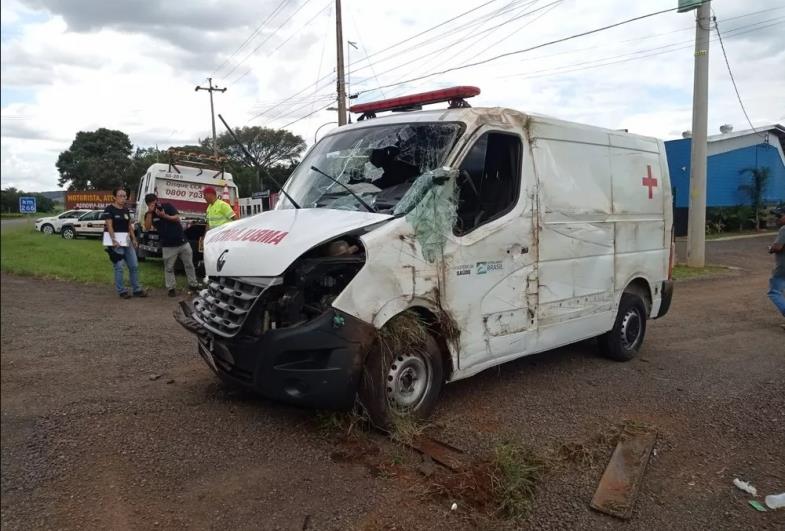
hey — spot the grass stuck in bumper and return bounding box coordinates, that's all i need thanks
[0,224,181,289]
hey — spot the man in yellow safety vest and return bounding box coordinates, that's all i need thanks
[204,186,236,231]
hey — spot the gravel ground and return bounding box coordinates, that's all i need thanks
[2,235,784,530]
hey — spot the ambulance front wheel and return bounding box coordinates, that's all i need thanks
[359,330,444,430]
[599,293,647,361]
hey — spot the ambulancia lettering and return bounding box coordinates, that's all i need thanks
[207,227,289,245]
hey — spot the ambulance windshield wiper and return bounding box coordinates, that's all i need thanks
[309,166,377,213]
[217,114,301,209]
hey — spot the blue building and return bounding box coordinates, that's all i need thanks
[664,124,785,235]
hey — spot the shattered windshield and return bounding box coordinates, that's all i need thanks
[278,122,463,213]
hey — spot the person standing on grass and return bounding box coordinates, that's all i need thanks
[203,186,235,231]
[767,209,785,329]
[143,193,201,297]
[103,187,146,299]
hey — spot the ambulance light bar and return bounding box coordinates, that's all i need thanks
[349,86,481,120]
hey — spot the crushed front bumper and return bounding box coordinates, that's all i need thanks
[174,301,376,410]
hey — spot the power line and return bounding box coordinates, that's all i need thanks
[212,0,291,78]
[221,0,317,83]
[232,0,331,85]
[712,13,761,135]
[348,0,554,95]
[493,17,783,82]
[357,5,680,96]
[245,0,517,114]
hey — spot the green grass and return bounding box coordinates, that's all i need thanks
[672,264,729,280]
[490,443,545,520]
[0,224,191,290]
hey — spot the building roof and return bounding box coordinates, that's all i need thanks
[707,123,784,143]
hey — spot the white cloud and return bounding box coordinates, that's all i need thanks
[2,0,784,191]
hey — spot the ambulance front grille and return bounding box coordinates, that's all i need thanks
[192,276,275,337]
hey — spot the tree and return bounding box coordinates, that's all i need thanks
[204,126,306,193]
[56,128,133,190]
[738,166,771,230]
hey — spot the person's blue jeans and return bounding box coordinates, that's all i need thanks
[768,276,785,317]
[111,246,142,295]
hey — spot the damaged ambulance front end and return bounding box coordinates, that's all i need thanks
[174,117,466,410]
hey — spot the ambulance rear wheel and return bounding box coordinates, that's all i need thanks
[599,293,647,361]
[359,327,444,430]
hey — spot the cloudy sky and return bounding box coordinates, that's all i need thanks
[2,0,784,191]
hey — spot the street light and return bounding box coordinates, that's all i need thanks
[314,121,338,143]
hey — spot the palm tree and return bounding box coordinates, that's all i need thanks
[738,166,771,231]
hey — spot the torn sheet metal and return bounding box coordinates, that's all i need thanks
[591,427,657,520]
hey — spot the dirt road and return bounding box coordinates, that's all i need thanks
[2,235,783,530]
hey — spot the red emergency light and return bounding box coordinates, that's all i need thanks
[349,86,481,120]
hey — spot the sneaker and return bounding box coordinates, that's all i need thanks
[119,292,131,299]
[187,284,202,293]
[132,290,148,298]
[168,289,177,297]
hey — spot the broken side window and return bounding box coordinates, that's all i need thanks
[454,132,522,235]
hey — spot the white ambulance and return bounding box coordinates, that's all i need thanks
[135,151,239,268]
[176,87,674,427]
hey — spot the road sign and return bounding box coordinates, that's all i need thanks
[252,190,270,199]
[19,196,36,213]
[678,0,703,13]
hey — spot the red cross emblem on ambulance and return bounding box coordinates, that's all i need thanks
[642,165,658,199]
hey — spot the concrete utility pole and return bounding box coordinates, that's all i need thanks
[686,0,711,267]
[347,40,358,124]
[335,0,347,126]
[195,78,227,156]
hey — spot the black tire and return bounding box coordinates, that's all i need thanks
[137,248,147,262]
[61,226,76,240]
[41,224,54,235]
[359,326,444,430]
[599,292,647,361]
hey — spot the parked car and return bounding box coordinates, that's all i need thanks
[35,210,90,235]
[61,210,105,239]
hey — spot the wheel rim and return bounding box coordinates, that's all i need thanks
[63,229,74,239]
[386,351,432,411]
[43,226,53,235]
[620,309,642,351]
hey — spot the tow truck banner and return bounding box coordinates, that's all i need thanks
[156,179,207,213]
[66,191,120,210]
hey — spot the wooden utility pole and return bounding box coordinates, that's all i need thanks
[335,0,347,126]
[195,78,227,156]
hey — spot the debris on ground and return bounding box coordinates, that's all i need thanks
[450,502,457,511]
[748,500,767,512]
[765,493,785,510]
[733,478,758,497]
[590,425,657,520]
[148,374,162,381]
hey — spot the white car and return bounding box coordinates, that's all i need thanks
[60,210,106,240]
[35,210,91,235]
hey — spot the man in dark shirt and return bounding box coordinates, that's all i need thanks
[143,193,200,297]
[103,187,146,298]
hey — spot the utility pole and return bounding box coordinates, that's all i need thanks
[347,40,358,124]
[195,77,227,156]
[686,0,711,267]
[335,0,347,126]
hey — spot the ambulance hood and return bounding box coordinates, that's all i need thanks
[202,208,392,277]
